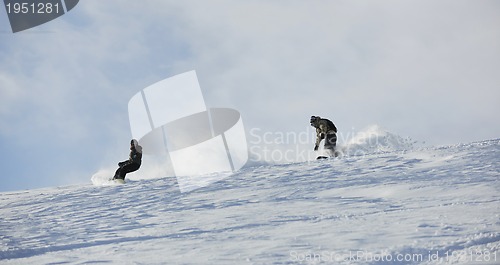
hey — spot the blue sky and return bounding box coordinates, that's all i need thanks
[1,1,499,192]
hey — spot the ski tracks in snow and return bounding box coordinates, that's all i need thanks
[0,139,499,264]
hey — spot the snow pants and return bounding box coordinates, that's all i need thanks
[324,132,337,150]
[113,163,140,180]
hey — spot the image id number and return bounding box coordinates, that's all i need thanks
[444,250,497,263]
[5,2,61,14]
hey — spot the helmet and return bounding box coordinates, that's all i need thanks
[310,116,320,124]
[130,139,142,153]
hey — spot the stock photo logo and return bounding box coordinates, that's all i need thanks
[128,71,248,192]
[3,0,79,33]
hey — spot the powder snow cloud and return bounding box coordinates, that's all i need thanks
[1,0,499,191]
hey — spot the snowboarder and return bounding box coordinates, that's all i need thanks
[113,139,142,180]
[310,116,338,157]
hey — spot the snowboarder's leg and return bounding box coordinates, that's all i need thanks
[117,168,126,180]
[116,163,140,180]
[324,133,337,157]
[113,167,122,180]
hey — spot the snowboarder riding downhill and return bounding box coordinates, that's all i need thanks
[113,139,142,180]
[310,116,338,158]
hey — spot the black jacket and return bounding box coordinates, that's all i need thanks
[120,140,143,167]
[129,147,142,165]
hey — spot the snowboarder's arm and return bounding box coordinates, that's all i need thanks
[129,148,142,165]
[314,128,325,150]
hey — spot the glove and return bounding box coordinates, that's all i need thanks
[314,145,319,151]
[118,161,127,167]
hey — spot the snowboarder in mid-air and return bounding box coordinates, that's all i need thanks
[113,139,142,180]
[310,116,338,158]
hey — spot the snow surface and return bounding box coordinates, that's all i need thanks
[1,129,499,264]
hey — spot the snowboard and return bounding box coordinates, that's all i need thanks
[316,156,329,160]
[91,172,126,186]
[112,178,126,184]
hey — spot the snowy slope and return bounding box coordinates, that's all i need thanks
[0,135,499,264]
